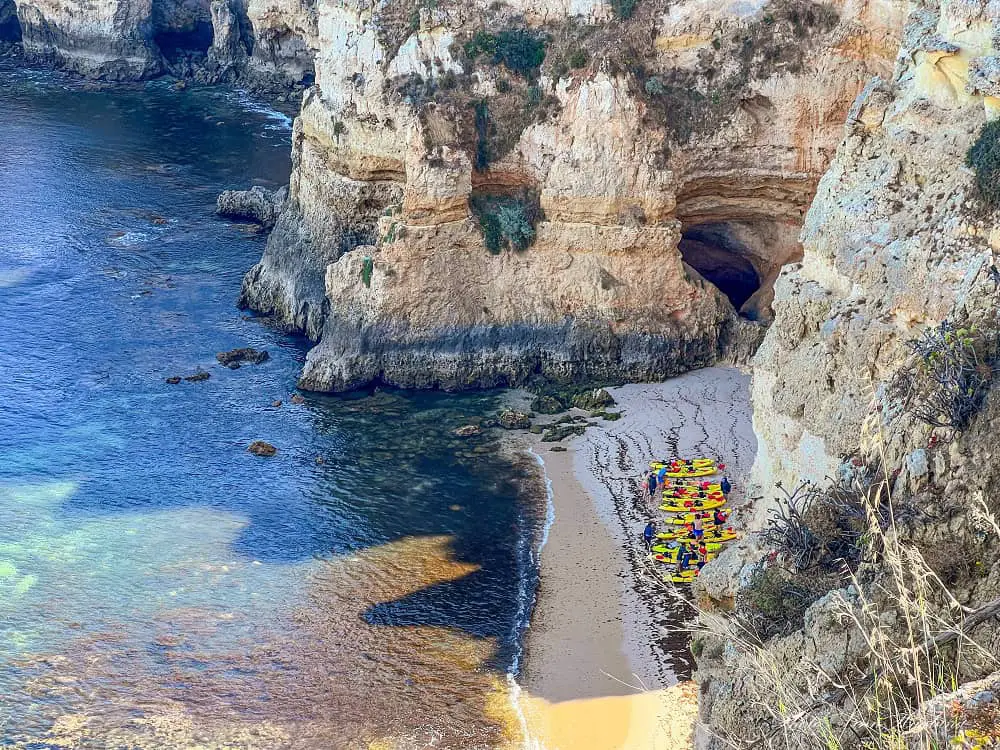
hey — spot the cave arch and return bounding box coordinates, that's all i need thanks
[679,224,761,318]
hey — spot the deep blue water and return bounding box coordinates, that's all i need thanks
[0,66,540,747]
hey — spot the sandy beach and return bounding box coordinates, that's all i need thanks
[516,367,756,749]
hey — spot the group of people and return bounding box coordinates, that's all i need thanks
[640,464,734,575]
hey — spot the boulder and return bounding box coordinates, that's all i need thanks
[165,376,181,384]
[216,185,287,229]
[216,347,270,369]
[498,409,532,429]
[572,388,616,411]
[541,424,586,442]
[530,395,566,414]
[454,425,482,437]
[184,371,211,382]
[247,440,277,456]
[290,394,306,404]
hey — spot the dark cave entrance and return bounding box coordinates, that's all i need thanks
[679,224,761,317]
[154,21,214,64]
[0,0,22,44]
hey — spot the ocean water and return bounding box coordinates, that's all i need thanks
[0,65,541,748]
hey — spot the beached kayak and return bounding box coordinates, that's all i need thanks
[650,458,715,470]
[659,498,726,512]
[656,528,738,543]
[651,542,722,555]
[665,467,717,478]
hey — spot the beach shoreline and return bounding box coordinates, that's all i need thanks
[513,367,756,749]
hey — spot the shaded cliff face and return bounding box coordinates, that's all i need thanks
[694,2,1000,746]
[239,0,905,391]
[8,0,316,89]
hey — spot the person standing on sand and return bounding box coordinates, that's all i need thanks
[642,521,656,551]
[721,476,732,495]
[645,471,658,502]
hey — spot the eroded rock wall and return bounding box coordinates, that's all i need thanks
[241,0,906,391]
[695,2,1000,746]
[9,0,316,90]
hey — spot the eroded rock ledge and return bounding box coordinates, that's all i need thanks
[237,0,904,392]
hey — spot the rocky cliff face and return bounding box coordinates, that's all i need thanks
[238,0,904,391]
[5,0,316,90]
[695,1,1000,746]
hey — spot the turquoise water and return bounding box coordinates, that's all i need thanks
[0,66,540,748]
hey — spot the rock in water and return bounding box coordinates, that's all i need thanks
[165,376,181,384]
[290,394,306,404]
[497,410,532,430]
[184,371,211,382]
[454,425,481,437]
[247,440,277,456]
[216,347,270,369]
[216,186,287,229]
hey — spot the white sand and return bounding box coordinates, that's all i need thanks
[517,367,756,746]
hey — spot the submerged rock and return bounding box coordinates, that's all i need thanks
[290,393,306,404]
[216,186,287,229]
[247,440,277,456]
[216,347,270,369]
[454,425,481,437]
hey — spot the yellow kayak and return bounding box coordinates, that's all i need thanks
[664,482,722,492]
[664,570,699,584]
[666,467,717,478]
[657,528,738,543]
[661,491,724,500]
[651,542,721,555]
[664,513,722,525]
[651,458,714,470]
[660,498,726,512]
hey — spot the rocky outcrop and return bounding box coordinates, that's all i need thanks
[7,0,316,92]
[694,2,1000,746]
[237,0,906,392]
[216,185,286,228]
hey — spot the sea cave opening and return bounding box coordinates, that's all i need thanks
[154,21,214,63]
[678,224,762,318]
[0,0,22,44]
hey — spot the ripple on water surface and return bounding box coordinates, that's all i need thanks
[0,63,542,748]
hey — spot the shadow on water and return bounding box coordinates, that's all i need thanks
[0,62,543,747]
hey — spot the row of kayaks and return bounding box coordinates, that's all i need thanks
[648,457,737,584]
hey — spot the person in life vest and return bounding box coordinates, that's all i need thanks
[713,508,728,527]
[721,476,732,495]
[675,541,693,573]
[642,520,656,551]
[645,471,658,502]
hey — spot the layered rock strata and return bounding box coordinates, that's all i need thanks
[240,0,906,391]
[695,2,1000,746]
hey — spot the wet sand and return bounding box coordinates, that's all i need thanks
[517,367,756,748]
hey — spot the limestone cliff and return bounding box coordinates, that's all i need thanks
[695,1,1000,746]
[3,0,316,90]
[238,0,904,391]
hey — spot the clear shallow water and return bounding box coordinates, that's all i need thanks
[0,66,540,748]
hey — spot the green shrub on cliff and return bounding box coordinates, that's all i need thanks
[464,29,547,77]
[968,120,1000,208]
[470,192,540,254]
